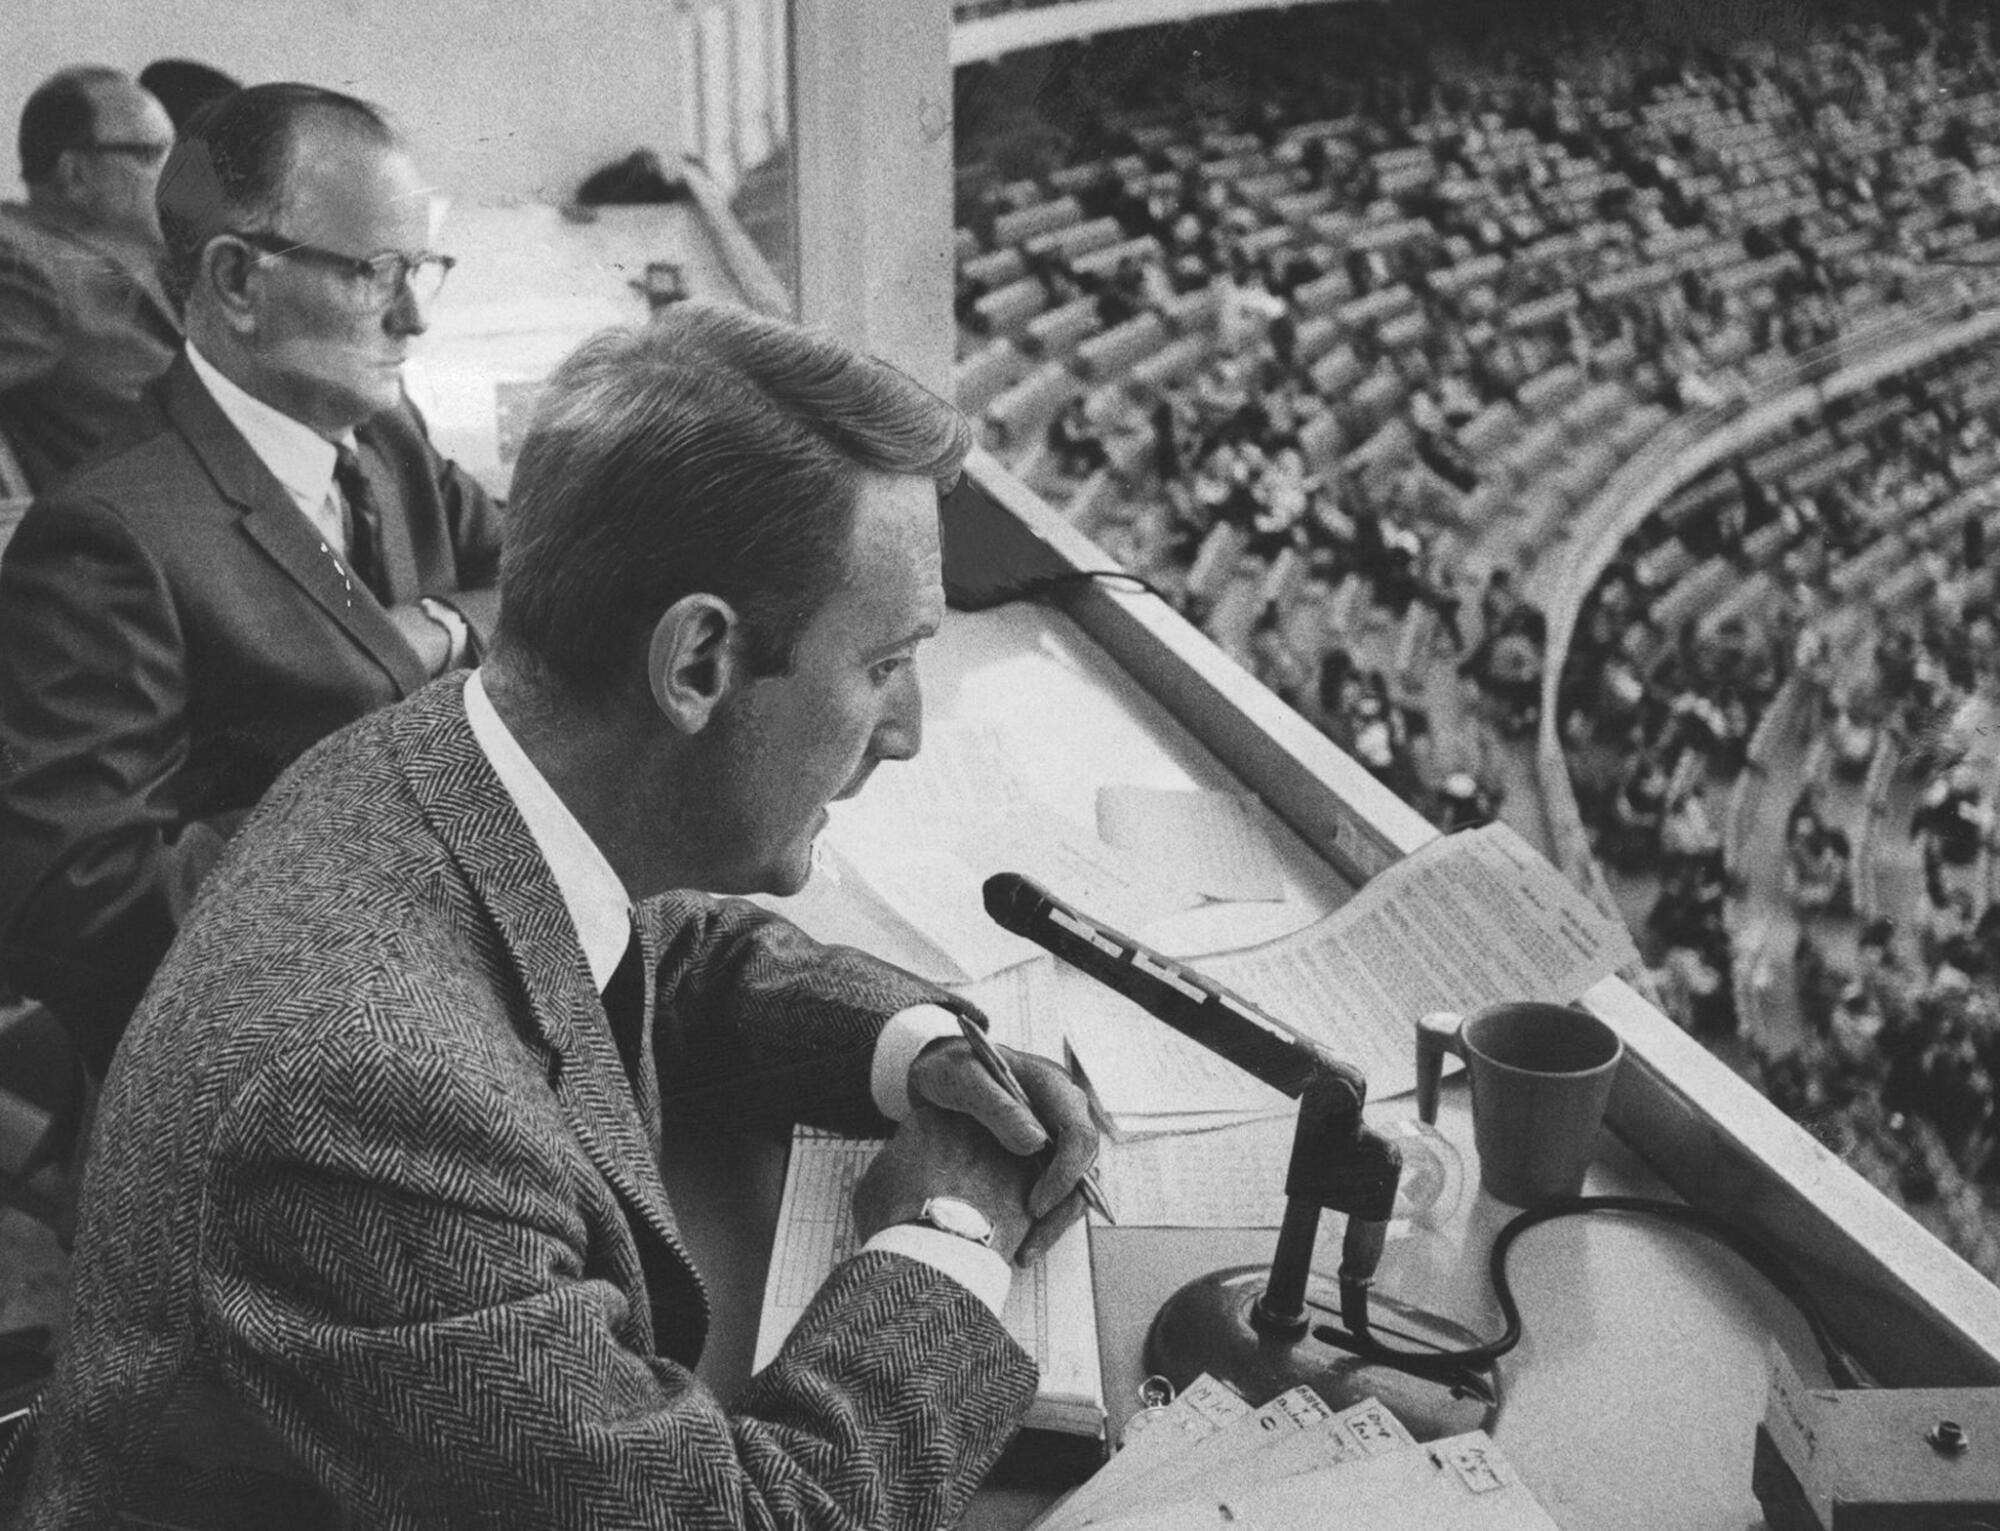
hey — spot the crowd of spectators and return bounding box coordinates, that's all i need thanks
[1558,348,2000,1237]
[1781,585,2000,1197]
[954,0,2000,846]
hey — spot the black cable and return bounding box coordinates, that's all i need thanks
[1325,1195,1866,1390]
[947,568,1170,613]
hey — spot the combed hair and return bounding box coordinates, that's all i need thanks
[155,82,391,307]
[18,66,125,186]
[138,59,242,133]
[497,303,971,701]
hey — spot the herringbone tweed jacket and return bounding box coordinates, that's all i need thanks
[21,674,1037,1530]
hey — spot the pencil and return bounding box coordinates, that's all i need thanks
[957,1013,1117,1225]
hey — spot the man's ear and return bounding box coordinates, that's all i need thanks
[646,593,742,733]
[198,236,263,335]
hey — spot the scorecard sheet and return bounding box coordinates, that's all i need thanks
[755,1128,1104,1434]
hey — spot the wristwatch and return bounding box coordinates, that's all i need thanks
[909,1196,995,1247]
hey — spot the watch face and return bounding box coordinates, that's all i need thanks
[921,1196,994,1246]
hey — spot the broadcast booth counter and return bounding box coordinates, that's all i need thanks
[923,459,2000,1530]
[388,185,2000,1528]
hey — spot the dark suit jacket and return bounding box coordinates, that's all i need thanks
[0,354,503,1072]
[0,201,180,489]
[22,675,1036,1529]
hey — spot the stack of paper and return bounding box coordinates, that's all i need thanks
[1033,1376,1558,1531]
[1060,824,1639,1134]
[754,1128,1104,1437]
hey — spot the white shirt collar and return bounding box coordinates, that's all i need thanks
[462,670,633,991]
[185,339,350,515]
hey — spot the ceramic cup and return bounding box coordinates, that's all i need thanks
[1414,1002,1623,1206]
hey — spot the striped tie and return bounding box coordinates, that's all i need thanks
[333,444,390,603]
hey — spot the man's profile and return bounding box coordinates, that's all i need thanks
[18,302,1098,1529]
[0,83,502,1075]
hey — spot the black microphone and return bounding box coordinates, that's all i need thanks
[981,870,1335,1098]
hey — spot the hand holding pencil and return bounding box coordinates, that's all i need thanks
[908,1016,1113,1264]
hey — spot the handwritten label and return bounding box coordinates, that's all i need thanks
[1443,1438,1507,1494]
[1342,1403,1408,1454]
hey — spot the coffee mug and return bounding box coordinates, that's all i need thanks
[1414,1002,1623,1207]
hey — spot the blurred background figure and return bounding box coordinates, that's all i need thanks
[0,66,179,490]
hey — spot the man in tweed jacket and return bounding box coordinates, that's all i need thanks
[21,305,1098,1528]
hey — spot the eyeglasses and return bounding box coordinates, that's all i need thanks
[228,229,457,309]
[79,140,173,167]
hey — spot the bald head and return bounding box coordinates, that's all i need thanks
[19,68,174,242]
[157,82,395,307]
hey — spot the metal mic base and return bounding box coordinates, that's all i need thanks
[1143,1266,1500,1441]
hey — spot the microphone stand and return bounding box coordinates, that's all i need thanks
[984,873,1499,1440]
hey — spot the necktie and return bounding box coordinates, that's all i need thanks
[600,925,647,1092]
[332,444,390,603]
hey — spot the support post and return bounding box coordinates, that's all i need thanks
[788,0,955,394]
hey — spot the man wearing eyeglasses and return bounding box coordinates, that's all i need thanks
[0,66,180,491]
[0,82,501,1076]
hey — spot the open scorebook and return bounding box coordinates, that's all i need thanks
[754,1127,1105,1437]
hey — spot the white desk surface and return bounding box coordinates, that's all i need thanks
[661,601,1815,1531]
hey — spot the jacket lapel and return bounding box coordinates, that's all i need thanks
[161,358,431,697]
[400,678,709,1359]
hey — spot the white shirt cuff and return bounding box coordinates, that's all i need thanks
[862,1223,1012,1318]
[870,1003,964,1120]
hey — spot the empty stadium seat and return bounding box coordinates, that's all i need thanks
[1297,412,1343,474]
[1310,344,1364,398]
[1025,215,1122,264]
[1023,299,1100,360]
[961,246,1027,289]
[992,195,1082,248]
[1292,270,1355,318]
[1074,314,1172,381]
[984,362,1084,456]
[973,277,1049,337]
[954,340,1032,416]
[1072,235,1164,279]
[1130,333,1212,392]
[1516,363,1586,418]
[1158,286,1222,333]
